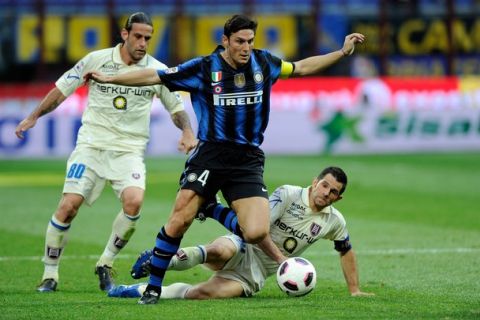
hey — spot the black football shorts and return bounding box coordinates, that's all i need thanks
[179,141,268,203]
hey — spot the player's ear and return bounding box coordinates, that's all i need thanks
[312,178,319,187]
[222,34,229,47]
[121,28,129,41]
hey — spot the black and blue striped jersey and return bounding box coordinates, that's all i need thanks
[157,46,293,147]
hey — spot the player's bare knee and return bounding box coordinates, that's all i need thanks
[56,200,80,222]
[205,243,225,260]
[242,228,268,244]
[122,197,143,216]
[122,200,142,216]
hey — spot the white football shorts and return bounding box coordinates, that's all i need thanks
[215,234,269,297]
[63,146,146,205]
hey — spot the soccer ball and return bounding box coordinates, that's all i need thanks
[276,257,317,297]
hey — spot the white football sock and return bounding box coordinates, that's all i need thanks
[136,283,148,296]
[168,245,206,271]
[97,210,138,267]
[42,215,70,281]
[160,283,192,299]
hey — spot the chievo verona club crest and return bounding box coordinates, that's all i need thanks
[310,222,321,236]
[212,71,222,82]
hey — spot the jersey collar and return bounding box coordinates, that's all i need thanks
[212,45,225,54]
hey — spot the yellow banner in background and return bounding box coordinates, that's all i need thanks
[17,14,169,64]
[17,15,64,63]
[194,15,297,58]
[17,15,109,63]
[254,15,297,59]
[17,15,38,62]
[195,15,229,56]
[67,16,110,61]
[44,17,64,62]
[175,17,194,61]
[16,14,297,64]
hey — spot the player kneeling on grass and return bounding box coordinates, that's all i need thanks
[109,167,375,299]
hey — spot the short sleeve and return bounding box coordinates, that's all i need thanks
[55,53,92,97]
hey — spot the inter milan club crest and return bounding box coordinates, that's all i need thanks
[254,71,263,83]
[234,73,246,88]
[310,222,321,236]
[187,173,198,182]
[212,71,222,82]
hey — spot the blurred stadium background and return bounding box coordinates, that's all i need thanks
[1,0,479,158]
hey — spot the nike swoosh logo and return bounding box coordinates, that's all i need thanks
[211,82,221,86]
[262,187,268,192]
[67,74,80,80]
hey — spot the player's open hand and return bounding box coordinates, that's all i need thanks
[15,117,36,139]
[341,33,365,56]
[84,71,109,84]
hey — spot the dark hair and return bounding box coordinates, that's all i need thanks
[318,166,348,195]
[224,14,258,37]
[124,12,153,31]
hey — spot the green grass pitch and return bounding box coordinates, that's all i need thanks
[0,153,479,319]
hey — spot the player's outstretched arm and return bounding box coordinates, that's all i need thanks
[15,87,66,139]
[292,33,365,77]
[339,249,375,297]
[84,68,161,86]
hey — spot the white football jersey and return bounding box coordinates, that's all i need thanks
[55,44,184,152]
[253,184,349,276]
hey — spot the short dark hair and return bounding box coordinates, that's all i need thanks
[318,166,348,195]
[224,14,258,37]
[124,12,153,31]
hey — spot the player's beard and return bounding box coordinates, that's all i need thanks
[313,195,330,210]
[132,50,146,62]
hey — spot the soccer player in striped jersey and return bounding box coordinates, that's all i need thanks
[109,167,374,299]
[87,14,365,304]
[15,12,197,293]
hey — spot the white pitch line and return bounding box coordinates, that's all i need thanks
[0,248,479,262]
